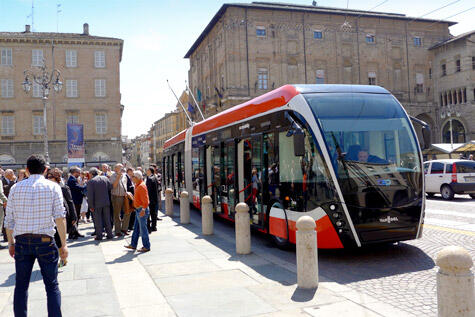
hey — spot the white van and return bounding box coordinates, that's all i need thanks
[423,159,475,200]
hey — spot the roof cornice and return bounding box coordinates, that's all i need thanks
[184,2,456,58]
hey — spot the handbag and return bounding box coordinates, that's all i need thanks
[80,197,88,213]
[124,192,134,214]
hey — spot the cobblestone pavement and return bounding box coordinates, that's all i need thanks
[197,196,475,317]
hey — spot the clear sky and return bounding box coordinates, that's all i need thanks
[1,0,473,139]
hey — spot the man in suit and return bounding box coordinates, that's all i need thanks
[151,164,162,212]
[87,167,113,240]
[49,169,81,240]
[0,177,8,245]
[2,169,16,198]
[1,169,15,242]
[67,166,86,222]
[145,167,159,233]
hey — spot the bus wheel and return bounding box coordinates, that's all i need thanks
[268,201,291,249]
[441,185,454,200]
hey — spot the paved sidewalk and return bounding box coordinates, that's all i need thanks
[0,202,415,317]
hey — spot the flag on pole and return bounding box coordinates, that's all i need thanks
[215,87,223,99]
[188,102,195,114]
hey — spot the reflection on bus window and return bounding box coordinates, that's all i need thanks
[278,129,337,212]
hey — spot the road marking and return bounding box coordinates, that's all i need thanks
[424,217,475,231]
[425,209,475,219]
[422,223,475,236]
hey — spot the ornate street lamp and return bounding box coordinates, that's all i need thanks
[440,103,461,150]
[22,62,62,164]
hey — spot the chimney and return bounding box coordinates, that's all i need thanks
[83,23,89,35]
[25,25,31,33]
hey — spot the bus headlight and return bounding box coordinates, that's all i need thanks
[336,220,345,227]
[332,213,339,219]
[330,204,337,211]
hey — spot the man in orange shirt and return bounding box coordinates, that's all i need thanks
[124,170,151,253]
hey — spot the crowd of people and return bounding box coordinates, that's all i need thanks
[1,155,164,316]
[0,161,163,253]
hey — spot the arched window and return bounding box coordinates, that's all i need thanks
[442,119,466,143]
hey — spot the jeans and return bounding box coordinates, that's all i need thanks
[131,207,150,250]
[14,235,61,317]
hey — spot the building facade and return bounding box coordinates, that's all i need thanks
[0,23,123,167]
[150,91,188,167]
[185,2,465,143]
[129,133,150,168]
[429,31,475,143]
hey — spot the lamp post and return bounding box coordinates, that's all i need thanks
[22,62,62,164]
[440,103,461,150]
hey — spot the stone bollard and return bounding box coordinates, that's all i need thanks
[235,202,251,255]
[165,188,174,217]
[180,191,190,224]
[201,196,213,235]
[296,216,318,289]
[435,246,474,317]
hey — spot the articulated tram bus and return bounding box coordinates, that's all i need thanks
[163,84,428,248]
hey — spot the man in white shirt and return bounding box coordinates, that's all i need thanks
[4,154,68,317]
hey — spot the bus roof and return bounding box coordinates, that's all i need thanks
[163,84,390,149]
[294,84,390,94]
[192,84,300,136]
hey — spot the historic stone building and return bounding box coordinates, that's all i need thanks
[150,91,188,167]
[428,31,475,143]
[129,133,150,168]
[0,23,123,167]
[185,2,464,143]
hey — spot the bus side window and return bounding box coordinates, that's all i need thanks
[279,130,336,212]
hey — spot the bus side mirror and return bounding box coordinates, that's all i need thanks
[410,116,431,150]
[293,132,305,156]
[422,126,431,150]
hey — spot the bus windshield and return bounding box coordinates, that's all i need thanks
[305,93,423,209]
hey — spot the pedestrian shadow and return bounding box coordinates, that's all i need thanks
[0,270,42,287]
[105,251,138,264]
[68,238,102,248]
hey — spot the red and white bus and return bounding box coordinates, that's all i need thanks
[163,84,427,248]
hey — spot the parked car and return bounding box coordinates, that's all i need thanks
[423,159,475,200]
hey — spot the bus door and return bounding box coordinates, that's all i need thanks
[223,140,237,218]
[171,154,176,197]
[199,146,207,206]
[263,133,278,217]
[243,135,264,227]
[177,151,183,196]
[210,144,222,213]
[166,156,171,189]
[174,153,180,198]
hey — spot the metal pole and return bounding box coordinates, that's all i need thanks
[185,81,205,121]
[166,80,193,126]
[450,117,453,150]
[43,94,49,163]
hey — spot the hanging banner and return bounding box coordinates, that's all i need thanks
[67,123,85,165]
